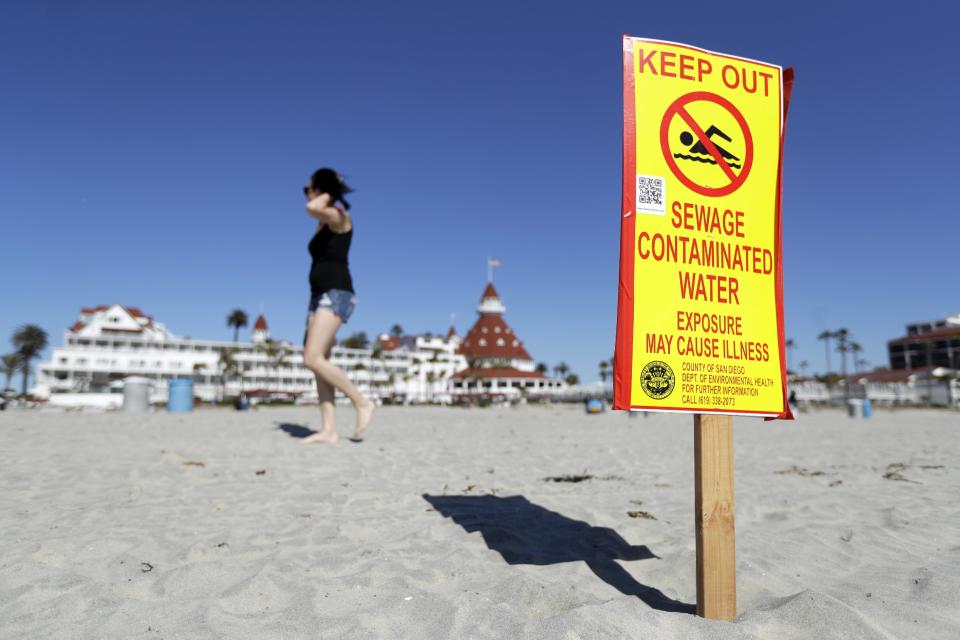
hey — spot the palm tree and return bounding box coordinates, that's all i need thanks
[535,362,548,376]
[598,360,609,382]
[849,341,863,374]
[835,328,850,378]
[785,338,796,372]
[554,362,569,379]
[11,324,48,396]
[227,309,248,343]
[390,324,404,338]
[565,373,579,386]
[342,332,369,349]
[816,330,834,375]
[271,345,290,383]
[2,353,19,391]
[834,328,850,399]
[218,347,239,398]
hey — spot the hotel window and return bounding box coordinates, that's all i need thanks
[59,357,68,364]
[494,327,501,333]
[478,339,487,346]
[496,338,505,346]
[76,358,88,365]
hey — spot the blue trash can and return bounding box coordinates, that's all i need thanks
[167,379,194,413]
[861,398,872,418]
[585,398,604,414]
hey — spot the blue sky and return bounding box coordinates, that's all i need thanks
[2,0,958,384]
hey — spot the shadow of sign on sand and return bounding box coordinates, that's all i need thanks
[423,494,694,614]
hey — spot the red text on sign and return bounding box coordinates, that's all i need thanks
[678,272,740,304]
[637,49,712,83]
[671,201,744,237]
[720,64,774,97]
[677,311,743,335]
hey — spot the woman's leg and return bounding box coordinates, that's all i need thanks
[302,324,338,443]
[302,309,375,439]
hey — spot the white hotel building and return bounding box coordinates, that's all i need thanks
[37,304,468,404]
[37,284,563,405]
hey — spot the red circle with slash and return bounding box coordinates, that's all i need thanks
[659,91,753,197]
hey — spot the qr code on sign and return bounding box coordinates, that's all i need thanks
[636,175,665,215]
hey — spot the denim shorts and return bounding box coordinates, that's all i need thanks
[308,289,356,324]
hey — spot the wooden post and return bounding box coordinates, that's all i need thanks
[694,413,736,620]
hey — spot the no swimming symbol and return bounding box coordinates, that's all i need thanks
[659,91,753,197]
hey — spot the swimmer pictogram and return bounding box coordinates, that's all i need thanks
[659,91,753,197]
[675,126,741,169]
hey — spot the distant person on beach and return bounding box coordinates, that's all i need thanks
[300,168,375,444]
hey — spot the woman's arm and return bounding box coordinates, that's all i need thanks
[306,193,352,233]
[306,193,345,224]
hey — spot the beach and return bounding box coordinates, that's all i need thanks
[1,405,958,639]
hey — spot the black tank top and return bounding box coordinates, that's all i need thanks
[308,223,354,296]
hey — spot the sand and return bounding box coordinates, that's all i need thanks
[1,405,958,639]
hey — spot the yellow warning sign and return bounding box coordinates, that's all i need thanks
[614,37,793,418]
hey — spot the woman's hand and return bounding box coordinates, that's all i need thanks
[306,193,332,219]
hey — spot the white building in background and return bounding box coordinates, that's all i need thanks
[37,292,567,406]
[375,328,467,404]
[36,304,455,404]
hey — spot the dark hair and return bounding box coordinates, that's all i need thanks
[308,168,353,210]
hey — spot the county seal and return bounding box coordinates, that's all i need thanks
[640,361,675,399]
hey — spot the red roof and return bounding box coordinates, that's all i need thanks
[847,366,941,383]
[69,321,85,332]
[481,282,500,300]
[81,305,111,314]
[889,326,960,345]
[451,367,547,380]
[379,336,401,351]
[126,307,152,320]
[72,304,153,329]
[253,314,268,331]
[457,314,532,361]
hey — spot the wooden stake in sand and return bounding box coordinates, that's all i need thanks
[694,413,736,620]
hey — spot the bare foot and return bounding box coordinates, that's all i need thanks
[301,430,339,445]
[351,401,375,441]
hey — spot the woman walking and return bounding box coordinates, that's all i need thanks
[300,168,374,444]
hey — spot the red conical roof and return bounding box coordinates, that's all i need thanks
[458,283,532,362]
[253,314,268,331]
[481,282,500,301]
